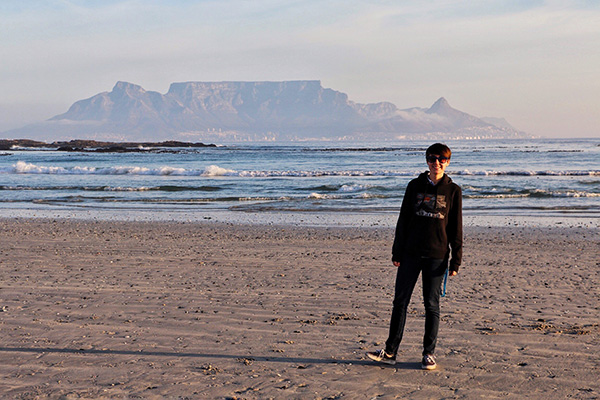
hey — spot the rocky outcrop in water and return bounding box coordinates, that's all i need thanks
[0,139,216,152]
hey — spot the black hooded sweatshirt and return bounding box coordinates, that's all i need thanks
[392,172,463,272]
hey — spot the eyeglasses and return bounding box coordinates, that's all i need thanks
[426,155,449,164]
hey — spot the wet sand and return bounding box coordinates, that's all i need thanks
[0,218,598,399]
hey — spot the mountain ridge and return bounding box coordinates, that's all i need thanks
[4,81,528,142]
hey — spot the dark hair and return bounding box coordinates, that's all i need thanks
[426,143,451,159]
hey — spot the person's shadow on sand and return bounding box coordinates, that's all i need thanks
[0,346,421,369]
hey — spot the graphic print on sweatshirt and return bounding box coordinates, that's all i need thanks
[414,193,446,219]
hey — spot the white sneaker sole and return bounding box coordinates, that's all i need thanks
[366,352,396,365]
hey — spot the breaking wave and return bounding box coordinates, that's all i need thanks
[457,169,600,176]
[4,161,599,178]
[1,161,237,177]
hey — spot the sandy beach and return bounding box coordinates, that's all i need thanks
[0,218,598,399]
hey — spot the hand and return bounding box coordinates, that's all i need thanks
[449,270,458,276]
[393,261,401,267]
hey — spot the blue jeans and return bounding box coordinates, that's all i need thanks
[385,255,447,356]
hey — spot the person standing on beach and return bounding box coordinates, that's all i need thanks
[366,143,462,370]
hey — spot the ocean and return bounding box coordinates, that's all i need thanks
[1,138,599,226]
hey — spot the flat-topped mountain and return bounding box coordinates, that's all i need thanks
[4,81,526,141]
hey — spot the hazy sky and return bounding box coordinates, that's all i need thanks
[1,0,599,138]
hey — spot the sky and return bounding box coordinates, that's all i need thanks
[1,0,599,138]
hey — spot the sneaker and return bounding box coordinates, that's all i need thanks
[421,354,437,370]
[366,349,396,365]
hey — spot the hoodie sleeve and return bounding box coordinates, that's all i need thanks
[392,180,415,262]
[447,184,463,272]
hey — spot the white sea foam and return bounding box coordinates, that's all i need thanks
[458,169,600,176]
[358,193,381,199]
[202,165,237,176]
[308,193,339,199]
[3,161,417,177]
[6,161,598,178]
[465,189,600,199]
[543,190,600,198]
[340,184,369,192]
[3,161,237,177]
[466,193,530,199]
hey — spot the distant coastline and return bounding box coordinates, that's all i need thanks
[0,139,217,152]
[3,81,530,142]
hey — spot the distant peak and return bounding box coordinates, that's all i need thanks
[432,97,450,107]
[427,97,453,114]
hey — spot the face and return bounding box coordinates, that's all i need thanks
[427,154,450,175]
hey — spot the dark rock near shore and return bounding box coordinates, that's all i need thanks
[0,139,218,152]
[0,139,48,150]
